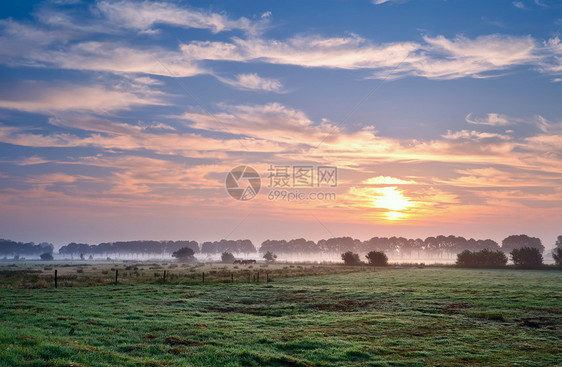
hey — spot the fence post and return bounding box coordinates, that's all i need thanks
[202,272,205,283]
[163,270,166,283]
[54,269,58,289]
[257,272,260,283]
[266,272,269,283]
[115,269,118,285]
[231,273,233,283]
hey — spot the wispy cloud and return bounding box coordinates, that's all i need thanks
[179,33,542,80]
[465,113,513,126]
[397,34,538,79]
[372,0,402,4]
[0,81,165,113]
[0,5,559,83]
[215,73,283,92]
[97,0,262,34]
[180,34,417,69]
[362,176,417,185]
[48,42,205,77]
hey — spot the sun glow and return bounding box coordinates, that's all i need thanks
[373,187,413,220]
[385,211,406,220]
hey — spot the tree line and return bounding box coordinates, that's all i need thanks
[341,235,562,269]
[456,235,561,269]
[260,235,545,258]
[0,239,54,257]
[58,240,199,257]
[0,234,556,259]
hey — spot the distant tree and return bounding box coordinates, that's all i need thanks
[552,235,562,268]
[462,239,494,252]
[341,251,362,266]
[456,249,507,268]
[423,236,440,258]
[263,251,277,263]
[40,252,54,261]
[259,240,287,254]
[165,240,200,254]
[201,239,255,254]
[511,247,543,269]
[59,242,91,257]
[79,253,85,260]
[360,237,392,254]
[88,255,93,260]
[365,251,388,266]
[172,247,196,262]
[0,239,53,257]
[237,239,257,254]
[502,235,544,254]
[221,252,236,264]
[553,247,562,268]
[319,237,357,253]
[287,238,320,254]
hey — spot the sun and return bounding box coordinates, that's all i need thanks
[372,187,414,220]
[373,187,412,211]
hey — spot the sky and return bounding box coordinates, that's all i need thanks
[0,0,561,250]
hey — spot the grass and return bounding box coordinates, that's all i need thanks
[0,262,364,288]
[0,267,560,366]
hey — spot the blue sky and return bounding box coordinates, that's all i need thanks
[0,0,561,248]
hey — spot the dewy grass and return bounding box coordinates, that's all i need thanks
[0,267,560,366]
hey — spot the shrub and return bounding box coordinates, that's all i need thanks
[365,251,388,266]
[341,251,362,266]
[221,252,236,264]
[456,249,507,268]
[263,251,277,263]
[40,253,54,261]
[511,247,543,269]
[172,247,196,263]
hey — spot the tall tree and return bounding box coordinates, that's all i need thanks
[502,235,544,254]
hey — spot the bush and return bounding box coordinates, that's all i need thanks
[365,251,388,266]
[511,247,543,269]
[40,253,54,261]
[456,249,507,268]
[263,251,277,263]
[221,252,236,264]
[172,247,196,263]
[341,251,362,266]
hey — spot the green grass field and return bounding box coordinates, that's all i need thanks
[1,267,560,366]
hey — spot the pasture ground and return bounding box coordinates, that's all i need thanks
[0,265,560,366]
